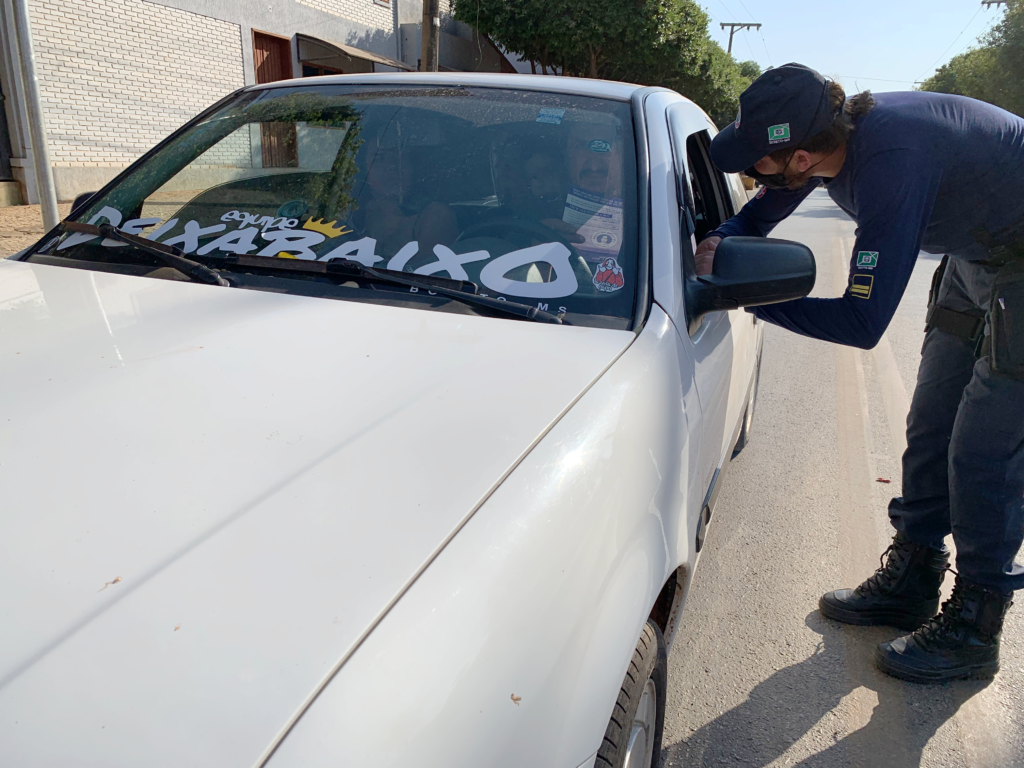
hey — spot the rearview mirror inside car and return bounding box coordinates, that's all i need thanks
[686,236,816,321]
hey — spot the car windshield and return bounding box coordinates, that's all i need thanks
[35,84,639,328]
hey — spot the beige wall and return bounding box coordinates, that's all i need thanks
[295,0,393,30]
[29,0,245,176]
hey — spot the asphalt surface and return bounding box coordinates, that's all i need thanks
[661,189,1024,768]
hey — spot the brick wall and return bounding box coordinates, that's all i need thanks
[195,126,252,168]
[29,0,245,167]
[295,0,392,30]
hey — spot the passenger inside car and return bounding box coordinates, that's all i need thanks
[354,146,458,257]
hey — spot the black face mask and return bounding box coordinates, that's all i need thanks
[744,166,791,190]
[745,147,836,192]
[745,149,798,190]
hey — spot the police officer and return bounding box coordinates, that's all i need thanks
[701,63,1024,683]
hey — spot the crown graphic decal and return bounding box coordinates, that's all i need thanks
[302,218,351,238]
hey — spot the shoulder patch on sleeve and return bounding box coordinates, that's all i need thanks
[850,273,874,299]
[755,186,767,199]
[856,251,878,269]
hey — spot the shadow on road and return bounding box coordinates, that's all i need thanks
[661,611,990,767]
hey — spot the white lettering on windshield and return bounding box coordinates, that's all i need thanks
[387,241,419,271]
[58,208,604,301]
[57,205,122,250]
[220,210,299,232]
[382,241,577,298]
[414,245,489,281]
[479,242,578,299]
[162,221,227,253]
[257,229,326,260]
[318,237,383,266]
[196,226,261,256]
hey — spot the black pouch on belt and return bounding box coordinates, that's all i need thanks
[925,255,986,346]
[989,260,1024,380]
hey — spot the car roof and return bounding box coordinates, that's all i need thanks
[246,72,643,102]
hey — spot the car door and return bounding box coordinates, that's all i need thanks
[664,109,740,500]
[714,144,763,430]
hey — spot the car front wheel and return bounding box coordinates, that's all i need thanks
[596,619,668,768]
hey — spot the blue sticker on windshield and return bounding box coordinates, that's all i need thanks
[587,139,611,153]
[536,108,565,125]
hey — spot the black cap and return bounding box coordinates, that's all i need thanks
[710,63,833,173]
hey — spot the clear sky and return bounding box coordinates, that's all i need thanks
[704,0,1006,93]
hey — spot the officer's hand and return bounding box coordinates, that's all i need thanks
[695,236,721,276]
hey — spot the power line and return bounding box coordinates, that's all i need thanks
[834,75,923,84]
[742,25,757,61]
[758,28,774,68]
[731,0,773,68]
[947,9,1004,62]
[715,0,739,22]
[915,5,984,83]
[734,0,757,21]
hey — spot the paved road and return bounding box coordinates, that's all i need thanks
[661,189,1024,768]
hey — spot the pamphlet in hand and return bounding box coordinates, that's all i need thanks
[562,186,624,264]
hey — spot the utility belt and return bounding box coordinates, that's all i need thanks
[925,230,1024,379]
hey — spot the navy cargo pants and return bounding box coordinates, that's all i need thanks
[889,257,1024,593]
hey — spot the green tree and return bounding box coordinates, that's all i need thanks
[921,0,1024,116]
[671,47,760,127]
[453,0,759,126]
[738,60,762,81]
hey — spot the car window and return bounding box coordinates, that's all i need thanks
[684,132,728,243]
[36,85,639,329]
[722,167,749,217]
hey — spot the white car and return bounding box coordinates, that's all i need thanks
[1,74,813,768]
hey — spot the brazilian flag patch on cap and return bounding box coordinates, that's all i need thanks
[768,123,791,144]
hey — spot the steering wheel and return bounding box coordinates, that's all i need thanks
[454,217,609,302]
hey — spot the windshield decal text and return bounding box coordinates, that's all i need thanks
[58,209,592,300]
[221,210,299,232]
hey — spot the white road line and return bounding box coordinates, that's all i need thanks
[870,335,910,459]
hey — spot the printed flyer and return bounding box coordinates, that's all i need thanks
[561,186,624,264]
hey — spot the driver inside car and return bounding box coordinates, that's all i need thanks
[540,122,625,260]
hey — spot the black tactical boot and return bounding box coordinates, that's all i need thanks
[819,533,948,630]
[875,576,1013,683]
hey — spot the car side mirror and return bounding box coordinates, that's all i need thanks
[70,191,97,218]
[686,236,816,320]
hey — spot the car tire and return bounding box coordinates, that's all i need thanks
[596,619,668,768]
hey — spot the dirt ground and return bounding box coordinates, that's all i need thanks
[0,202,72,259]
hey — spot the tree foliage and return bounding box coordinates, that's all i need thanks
[453,0,760,126]
[920,0,1024,117]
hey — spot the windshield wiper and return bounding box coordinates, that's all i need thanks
[220,254,564,324]
[60,221,229,286]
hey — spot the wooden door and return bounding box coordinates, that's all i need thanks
[253,31,297,168]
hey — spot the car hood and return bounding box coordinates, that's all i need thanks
[0,260,634,767]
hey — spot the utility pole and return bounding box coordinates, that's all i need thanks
[12,0,58,229]
[420,0,440,72]
[981,1,1006,7]
[720,22,762,56]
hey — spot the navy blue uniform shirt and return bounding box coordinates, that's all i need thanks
[709,91,1024,349]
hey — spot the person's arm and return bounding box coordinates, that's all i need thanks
[751,150,942,349]
[696,182,820,273]
[707,181,821,239]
